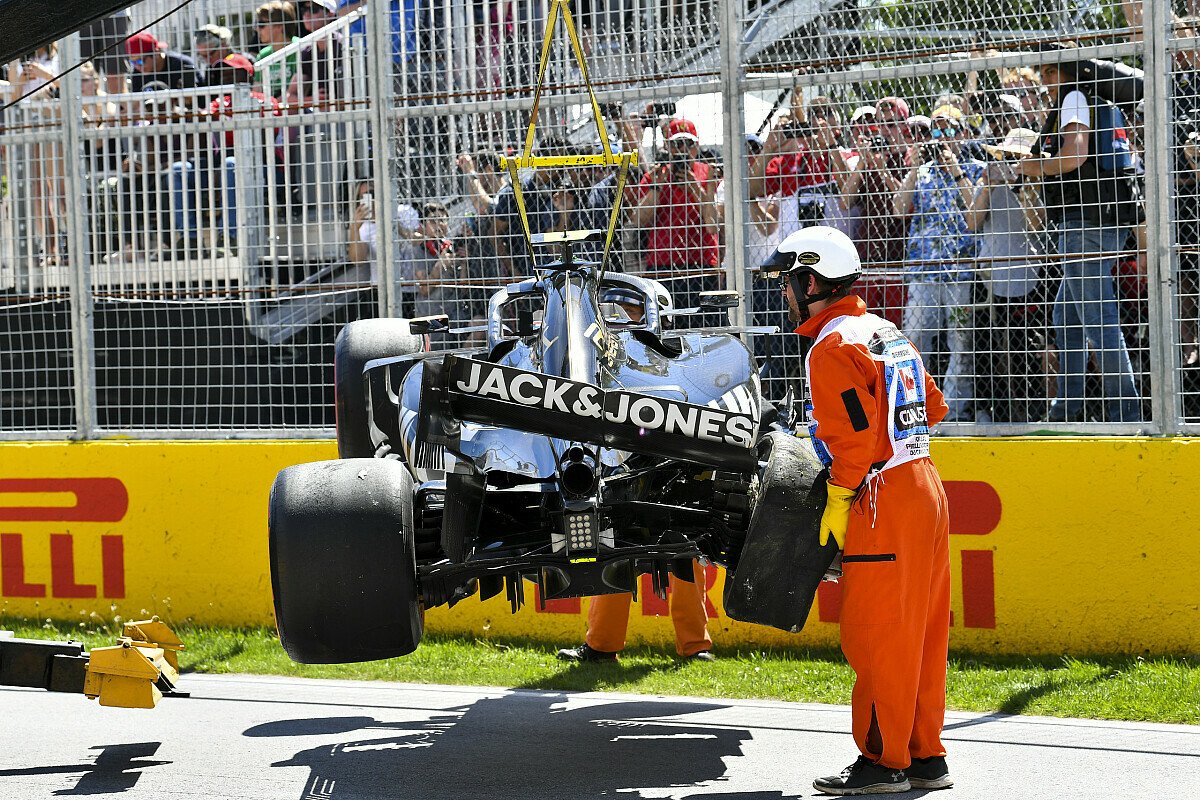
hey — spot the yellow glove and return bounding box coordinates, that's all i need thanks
[819,483,857,549]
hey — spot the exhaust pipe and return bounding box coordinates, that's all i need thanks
[559,446,598,499]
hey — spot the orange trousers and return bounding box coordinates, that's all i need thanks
[839,458,951,770]
[585,561,712,657]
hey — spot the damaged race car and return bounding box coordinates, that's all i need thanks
[268,231,838,664]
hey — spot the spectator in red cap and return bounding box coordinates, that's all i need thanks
[632,117,722,321]
[194,24,241,88]
[126,30,202,94]
[208,55,273,149]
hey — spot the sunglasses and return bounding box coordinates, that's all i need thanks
[930,126,958,139]
[131,58,144,68]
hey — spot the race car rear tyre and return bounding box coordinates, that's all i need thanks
[335,319,423,458]
[722,431,837,633]
[269,458,424,663]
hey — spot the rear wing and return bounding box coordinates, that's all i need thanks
[420,355,758,471]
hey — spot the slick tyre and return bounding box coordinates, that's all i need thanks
[723,432,837,632]
[269,459,423,663]
[335,319,423,458]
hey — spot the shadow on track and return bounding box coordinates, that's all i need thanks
[0,742,169,796]
[245,692,805,799]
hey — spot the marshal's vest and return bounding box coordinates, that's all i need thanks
[804,312,932,480]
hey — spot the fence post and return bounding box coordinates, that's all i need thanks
[368,0,399,319]
[2,105,34,293]
[1142,0,1179,434]
[59,33,97,439]
[720,0,748,330]
[232,81,263,298]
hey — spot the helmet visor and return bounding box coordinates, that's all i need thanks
[756,247,796,279]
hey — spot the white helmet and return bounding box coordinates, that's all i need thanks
[758,226,861,320]
[760,226,861,283]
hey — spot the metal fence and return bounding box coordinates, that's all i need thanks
[0,0,1196,438]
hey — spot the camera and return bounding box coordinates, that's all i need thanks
[870,135,888,150]
[782,121,812,139]
[668,151,691,175]
[640,101,678,128]
[651,101,676,118]
[601,102,622,120]
[797,198,825,228]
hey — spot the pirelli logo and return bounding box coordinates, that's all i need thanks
[450,359,755,448]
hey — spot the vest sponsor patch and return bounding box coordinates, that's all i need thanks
[894,401,928,433]
[450,359,755,448]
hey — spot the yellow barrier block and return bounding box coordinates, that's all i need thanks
[83,640,176,709]
[123,617,184,672]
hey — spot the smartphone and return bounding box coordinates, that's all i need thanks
[359,192,374,212]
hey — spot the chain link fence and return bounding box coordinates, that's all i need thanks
[0,0,1195,438]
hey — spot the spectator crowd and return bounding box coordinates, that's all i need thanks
[3,0,1198,425]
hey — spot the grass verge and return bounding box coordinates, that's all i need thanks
[3,618,1197,725]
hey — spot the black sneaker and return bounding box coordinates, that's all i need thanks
[685,650,715,662]
[813,756,910,796]
[907,756,953,790]
[555,643,618,663]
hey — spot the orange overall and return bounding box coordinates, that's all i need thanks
[798,295,951,771]
[585,561,712,657]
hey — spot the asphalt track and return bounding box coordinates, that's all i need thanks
[1,674,1197,799]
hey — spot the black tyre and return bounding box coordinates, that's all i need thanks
[723,431,837,633]
[335,319,423,458]
[269,458,423,663]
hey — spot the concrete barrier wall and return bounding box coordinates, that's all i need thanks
[1,439,1196,655]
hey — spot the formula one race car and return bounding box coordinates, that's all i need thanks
[268,232,837,664]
